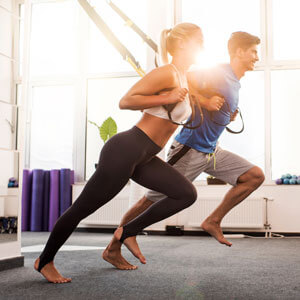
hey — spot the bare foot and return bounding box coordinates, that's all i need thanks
[201,218,232,247]
[102,242,137,270]
[114,227,146,264]
[34,258,72,283]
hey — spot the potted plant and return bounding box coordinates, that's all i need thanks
[206,175,227,185]
[89,117,117,169]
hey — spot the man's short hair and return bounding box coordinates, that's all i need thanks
[228,31,260,57]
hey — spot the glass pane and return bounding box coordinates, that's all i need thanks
[30,1,78,76]
[271,70,300,179]
[0,6,12,57]
[30,85,74,169]
[88,0,147,74]
[219,71,265,171]
[182,0,261,67]
[273,0,300,60]
[0,55,12,103]
[19,4,24,76]
[86,77,141,179]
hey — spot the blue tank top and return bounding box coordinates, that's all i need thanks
[175,64,241,153]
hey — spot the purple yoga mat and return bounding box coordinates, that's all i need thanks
[59,169,71,216]
[21,169,33,231]
[30,169,44,231]
[42,170,50,231]
[71,170,75,185]
[49,170,60,232]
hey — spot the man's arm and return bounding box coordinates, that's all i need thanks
[187,71,225,111]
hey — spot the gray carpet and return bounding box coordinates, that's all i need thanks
[1,232,300,300]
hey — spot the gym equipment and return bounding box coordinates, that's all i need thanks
[30,169,44,231]
[42,170,50,231]
[21,170,32,231]
[277,173,299,185]
[59,169,72,216]
[49,170,60,232]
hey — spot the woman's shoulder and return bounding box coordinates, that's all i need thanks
[145,64,177,84]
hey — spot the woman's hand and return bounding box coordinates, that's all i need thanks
[160,87,188,104]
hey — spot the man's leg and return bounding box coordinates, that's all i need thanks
[202,152,265,246]
[102,196,153,269]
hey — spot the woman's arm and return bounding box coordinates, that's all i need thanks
[119,65,188,110]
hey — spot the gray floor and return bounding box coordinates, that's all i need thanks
[1,232,300,300]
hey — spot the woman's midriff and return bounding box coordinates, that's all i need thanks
[136,113,178,148]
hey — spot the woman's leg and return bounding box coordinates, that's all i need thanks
[35,130,142,282]
[115,156,197,256]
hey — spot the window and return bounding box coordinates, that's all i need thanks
[271,70,300,179]
[85,77,141,179]
[272,0,300,61]
[181,0,261,66]
[30,1,79,77]
[30,85,74,169]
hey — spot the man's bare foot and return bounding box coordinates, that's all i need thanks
[201,218,232,247]
[34,258,72,283]
[102,242,137,270]
[114,227,146,264]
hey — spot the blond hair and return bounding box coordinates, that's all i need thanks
[159,23,202,65]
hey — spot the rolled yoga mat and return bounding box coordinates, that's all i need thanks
[42,170,50,231]
[21,169,33,231]
[59,168,71,216]
[48,170,60,232]
[30,169,44,231]
[71,170,75,185]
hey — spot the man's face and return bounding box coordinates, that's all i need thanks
[239,44,259,71]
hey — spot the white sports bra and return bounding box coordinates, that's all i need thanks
[144,64,192,123]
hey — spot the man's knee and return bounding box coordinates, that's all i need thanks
[251,166,265,186]
[239,166,265,188]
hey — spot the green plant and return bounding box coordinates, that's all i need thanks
[89,117,117,143]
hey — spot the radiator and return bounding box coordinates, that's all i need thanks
[73,184,265,229]
[185,196,265,229]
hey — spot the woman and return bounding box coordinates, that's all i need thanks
[35,22,204,283]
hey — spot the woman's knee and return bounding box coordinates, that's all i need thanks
[179,182,197,206]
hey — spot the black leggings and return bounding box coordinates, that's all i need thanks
[38,126,197,271]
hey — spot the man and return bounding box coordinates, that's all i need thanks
[103,31,265,270]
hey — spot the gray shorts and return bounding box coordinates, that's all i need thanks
[146,140,255,202]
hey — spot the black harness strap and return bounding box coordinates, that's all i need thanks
[199,87,244,134]
[167,145,191,166]
[107,0,158,52]
[78,0,145,76]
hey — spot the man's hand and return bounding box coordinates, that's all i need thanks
[207,95,225,111]
[230,109,239,121]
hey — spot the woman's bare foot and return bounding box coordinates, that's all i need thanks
[114,227,146,264]
[102,238,137,270]
[34,258,72,283]
[201,218,232,247]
